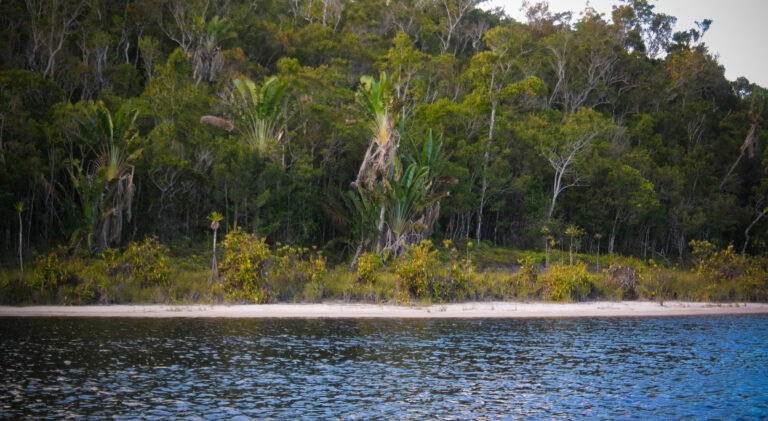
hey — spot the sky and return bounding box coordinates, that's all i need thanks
[480,0,768,87]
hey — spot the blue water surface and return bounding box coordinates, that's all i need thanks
[1,315,767,419]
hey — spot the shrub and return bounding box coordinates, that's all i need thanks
[356,251,383,285]
[540,263,592,302]
[295,249,327,302]
[218,228,271,303]
[604,256,642,299]
[122,237,170,287]
[441,241,474,301]
[515,256,539,293]
[395,240,441,301]
[692,243,768,301]
[58,280,98,305]
[30,247,80,293]
[270,244,327,301]
[472,270,515,300]
[635,259,675,302]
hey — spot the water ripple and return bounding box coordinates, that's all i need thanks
[1,316,767,419]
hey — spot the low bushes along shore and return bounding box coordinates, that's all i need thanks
[1,231,767,305]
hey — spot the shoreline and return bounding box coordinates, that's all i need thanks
[1,301,768,318]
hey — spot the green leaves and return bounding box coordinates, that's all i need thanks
[207,211,224,223]
[65,101,141,254]
[344,186,383,242]
[227,76,288,154]
[356,72,396,146]
[70,102,139,148]
[405,129,444,171]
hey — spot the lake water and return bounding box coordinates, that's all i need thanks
[1,315,767,419]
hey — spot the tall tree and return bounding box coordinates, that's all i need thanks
[68,102,141,254]
[15,201,24,280]
[352,73,399,251]
[538,108,614,220]
[464,25,538,241]
[24,0,88,77]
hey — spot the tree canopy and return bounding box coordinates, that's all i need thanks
[1,0,766,262]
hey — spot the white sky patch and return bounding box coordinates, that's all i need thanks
[480,0,768,88]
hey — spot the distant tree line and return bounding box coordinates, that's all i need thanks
[1,0,766,263]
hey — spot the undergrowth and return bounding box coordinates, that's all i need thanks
[2,237,767,305]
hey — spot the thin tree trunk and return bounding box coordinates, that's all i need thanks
[548,169,564,220]
[18,211,23,280]
[209,228,219,285]
[609,212,619,254]
[476,100,497,243]
[349,236,365,272]
[376,205,386,252]
[224,182,229,234]
[596,240,600,272]
[743,207,767,255]
[27,189,34,250]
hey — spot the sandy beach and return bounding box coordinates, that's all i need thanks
[1,301,767,318]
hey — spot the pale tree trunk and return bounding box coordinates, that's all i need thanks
[743,206,767,255]
[438,0,477,54]
[376,205,387,252]
[18,210,23,280]
[209,227,219,285]
[596,239,601,271]
[547,169,565,220]
[476,100,496,243]
[349,236,366,272]
[721,122,759,190]
[609,211,619,254]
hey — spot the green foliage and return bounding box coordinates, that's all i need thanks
[692,243,768,301]
[357,72,395,143]
[215,229,328,303]
[540,263,593,302]
[227,76,288,153]
[217,228,271,303]
[207,211,224,223]
[2,0,768,303]
[515,256,539,292]
[356,251,383,285]
[30,247,80,293]
[122,237,170,287]
[23,248,100,305]
[604,256,642,299]
[395,240,441,301]
[270,244,327,302]
[66,101,141,254]
[690,239,717,269]
[444,239,474,300]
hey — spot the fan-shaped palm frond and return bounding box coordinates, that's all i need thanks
[226,76,288,153]
[66,102,141,254]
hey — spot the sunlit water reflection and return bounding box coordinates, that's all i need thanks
[1,315,767,419]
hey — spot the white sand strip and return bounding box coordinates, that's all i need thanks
[1,301,767,318]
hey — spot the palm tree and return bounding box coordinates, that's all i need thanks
[207,211,224,284]
[193,16,234,87]
[352,72,398,190]
[565,225,584,265]
[343,186,383,270]
[352,73,400,252]
[68,102,141,254]
[226,76,288,157]
[15,201,24,280]
[381,163,434,256]
[595,233,603,271]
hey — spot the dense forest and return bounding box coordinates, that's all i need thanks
[1,0,766,270]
